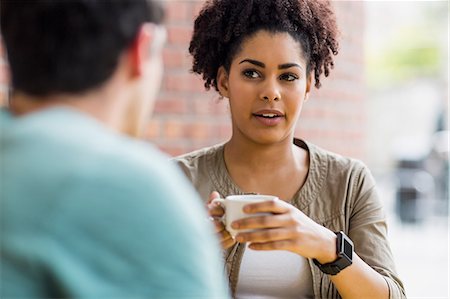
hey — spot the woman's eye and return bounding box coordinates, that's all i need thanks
[243,70,260,79]
[280,73,298,81]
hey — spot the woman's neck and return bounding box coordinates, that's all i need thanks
[223,136,309,200]
[224,136,299,171]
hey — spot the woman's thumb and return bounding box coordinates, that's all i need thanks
[208,191,221,203]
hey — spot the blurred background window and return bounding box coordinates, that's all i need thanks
[365,2,448,298]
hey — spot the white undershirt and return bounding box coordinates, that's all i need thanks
[235,244,314,299]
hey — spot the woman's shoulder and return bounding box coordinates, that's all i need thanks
[299,139,374,192]
[172,142,225,182]
[299,140,379,223]
[301,139,368,174]
[173,143,224,166]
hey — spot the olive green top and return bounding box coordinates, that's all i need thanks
[174,139,406,299]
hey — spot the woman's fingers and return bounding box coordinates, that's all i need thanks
[235,227,295,243]
[248,239,297,251]
[212,219,225,233]
[242,199,291,214]
[209,218,235,249]
[216,226,236,249]
[208,203,225,217]
[221,236,236,249]
[206,190,235,249]
[207,191,224,217]
[231,213,294,230]
[217,227,232,240]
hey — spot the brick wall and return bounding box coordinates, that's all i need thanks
[0,1,366,159]
[301,1,367,159]
[151,0,367,158]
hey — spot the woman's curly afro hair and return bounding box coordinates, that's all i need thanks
[189,0,339,91]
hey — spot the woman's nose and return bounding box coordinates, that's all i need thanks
[259,79,281,102]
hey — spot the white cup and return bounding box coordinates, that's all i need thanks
[212,194,279,238]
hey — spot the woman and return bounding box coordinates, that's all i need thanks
[175,1,405,298]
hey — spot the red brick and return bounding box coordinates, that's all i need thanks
[154,96,188,114]
[167,25,193,45]
[188,75,207,92]
[144,119,161,140]
[185,122,211,140]
[163,48,190,68]
[163,72,205,93]
[218,123,232,139]
[154,141,188,157]
[157,144,189,157]
[165,2,191,23]
[191,139,218,151]
[163,73,190,92]
[191,2,205,21]
[163,119,185,139]
[192,97,213,115]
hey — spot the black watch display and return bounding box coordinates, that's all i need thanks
[313,231,354,275]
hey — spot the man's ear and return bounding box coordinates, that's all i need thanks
[304,73,313,102]
[129,24,153,77]
[217,66,230,98]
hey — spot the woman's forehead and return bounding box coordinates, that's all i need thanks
[233,30,307,65]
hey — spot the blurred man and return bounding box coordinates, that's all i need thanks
[0,1,229,298]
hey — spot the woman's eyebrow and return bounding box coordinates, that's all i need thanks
[239,59,303,71]
[279,63,302,70]
[239,59,265,67]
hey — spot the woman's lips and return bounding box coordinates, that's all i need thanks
[252,110,285,126]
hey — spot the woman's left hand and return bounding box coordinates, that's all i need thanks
[232,199,338,264]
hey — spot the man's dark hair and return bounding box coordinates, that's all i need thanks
[189,0,339,90]
[0,0,163,96]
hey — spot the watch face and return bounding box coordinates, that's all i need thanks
[343,238,353,258]
[314,232,354,275]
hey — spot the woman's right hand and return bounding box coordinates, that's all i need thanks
[207,191,236,250]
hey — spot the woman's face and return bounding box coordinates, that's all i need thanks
[217,30,311,145]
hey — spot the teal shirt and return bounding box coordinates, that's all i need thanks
[0,107,229,298]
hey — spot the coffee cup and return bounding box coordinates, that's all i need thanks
[212,194,278,238]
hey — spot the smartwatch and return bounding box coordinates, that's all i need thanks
[313,231,354,275]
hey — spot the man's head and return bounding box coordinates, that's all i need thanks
[0,0,165,136]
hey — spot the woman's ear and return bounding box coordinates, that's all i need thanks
[217,66,229,98]
[304,73,313,102]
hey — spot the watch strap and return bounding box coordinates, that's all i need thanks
[313,231,353,275]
